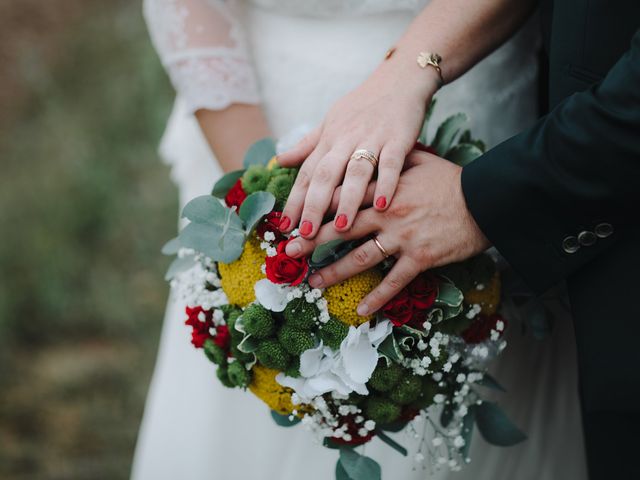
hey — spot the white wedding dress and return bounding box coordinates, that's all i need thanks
[132,1,588,479]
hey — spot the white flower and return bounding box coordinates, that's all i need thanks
[264,231,276,242]
[254,279,291,312]
[364,419,376,431]
[276,320,393,403]
[432,437,444,447]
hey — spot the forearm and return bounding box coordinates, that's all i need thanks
[196,104,271,172]
[375,0,538,99]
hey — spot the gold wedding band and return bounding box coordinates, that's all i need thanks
[350,149,379,169]
[373,236,390,259]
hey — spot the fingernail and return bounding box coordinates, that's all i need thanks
[309,273,324,288]
[300,221,313,237]
[375,196,387,209]
[357,303,369,316]
[279,216,291,232]
[335,214,348,229]
[286,241,302,257]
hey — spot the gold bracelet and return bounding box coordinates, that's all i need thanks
[417,52,444,87]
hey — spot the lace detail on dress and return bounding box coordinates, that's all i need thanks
[144,0,261,112]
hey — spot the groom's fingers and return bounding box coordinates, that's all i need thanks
[357,256,421,316]
[308,235,394,289]
[284,208,380,258]
[277,127,321,167]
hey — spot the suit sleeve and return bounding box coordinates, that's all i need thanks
[461,30,640,294]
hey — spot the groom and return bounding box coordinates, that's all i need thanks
[289,2,640,478]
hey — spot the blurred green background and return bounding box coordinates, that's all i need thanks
[0,1,177,478]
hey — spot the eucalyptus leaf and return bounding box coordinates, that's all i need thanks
[435,282,464,308]
[161,236,181,255]
[378,333,403,363]
[375,429,408,456]
[476,401,527,446]
[181,195,228,225]
[178,220,245,263]
[432,113,468,156]
[379,420,410,433]
[335,460,352,480]
[477,373,507,392]
[312,239,345,264]
[339,449,381,480]
[211,169,245,198]
[164,254,196,281]
[445,142,484,167]
[270,410,301,427]
[244,137,277,168]
[239,191,276,233]
[323,438,354,450]
[461,407,476,460]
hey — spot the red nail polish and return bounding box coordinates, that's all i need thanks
[335,214,348,229]
[300,221,313,236]
[376,196,387,209]
[279,216,291,231]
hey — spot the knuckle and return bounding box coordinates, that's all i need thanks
[303,202,324,217]
[346,160,371,178]
[314,165,334,184]
[352,247,370,267]
[384,275,404,292]
[295,169,311,189]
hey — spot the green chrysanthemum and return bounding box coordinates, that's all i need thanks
[284,299,319,331]
[317,317,349,350]
[368,361,404,392]
[256,338,291,371]
[242,303,275,339]
[227,360,252,388]
[267,172,296,209]
[277,324,316,356]
[365,396,401,425]
[216,366,235,388]
[241,165,271,194]
[388,374,422,405]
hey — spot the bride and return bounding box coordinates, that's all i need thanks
[132,0,587,478]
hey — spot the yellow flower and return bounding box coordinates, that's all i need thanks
[324,270,383,327]
[249,364,297,415]
[266,156,278,170]
[218,237,265,307]
[464,272,501,315]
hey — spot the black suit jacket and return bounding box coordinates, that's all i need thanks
[461,1,639,477]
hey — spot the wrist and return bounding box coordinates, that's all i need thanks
[373,49,440,103]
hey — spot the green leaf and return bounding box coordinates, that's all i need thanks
[378,333,404,363]
[440,405,454,428]
[418,98,438,144]
[375,429,408,456]
[238,333,260,353]
[475,401,527,446]
[239,191,276,233]
[270,410,301,427]
[311,239,345,264]
[477,373,507,392]
[461,406,476,460]
[161,236,181,255]
[335,460,352,480]
[211,169,245,198]
[164,254,196,281]
[323,438,354,450]
[339,449,381,480]
[178,220,245,263]
[244,137,277,168]
[435,282,464,308]
[181,195,227,224]
[445,142,484,167]
[432,113,468,156]
[379,419,410,433]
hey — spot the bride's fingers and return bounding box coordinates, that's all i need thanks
[332,147,379,231]
[357,256,421,316]
[297,145,353,238]
[307,235,395,289]
[373,142,405,211]
[277,127,321,167]
[284,207,381,258]
[280,145,328,232]
[327,181,376,215]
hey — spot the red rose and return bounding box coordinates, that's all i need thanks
[225,178,247,209]
[461,313,507,344]
[184,306,212,348]
[407,273,439,310]
[330,414,375,446]
[265,239,309,286]
[213,324,231,350]
[257,211,286,241]
[414,142,438,155]
[382,289,414,327]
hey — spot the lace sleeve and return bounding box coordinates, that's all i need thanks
[143,0,261,112]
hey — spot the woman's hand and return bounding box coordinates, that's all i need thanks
[283,150,490,315]
[276,63,440,237]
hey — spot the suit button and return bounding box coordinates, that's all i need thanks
[594,222,613,238]
[578,230,597,246]
[562,236,580,254]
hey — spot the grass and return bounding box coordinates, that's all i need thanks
[0,2,177,478]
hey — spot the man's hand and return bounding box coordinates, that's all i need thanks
[284,151,491,316]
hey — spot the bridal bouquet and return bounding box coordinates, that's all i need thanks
[163,105,525,479]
